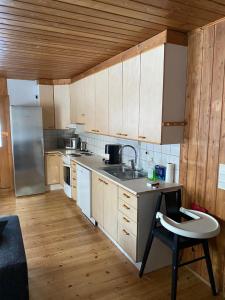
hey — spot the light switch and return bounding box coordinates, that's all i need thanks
[218,163,225,190]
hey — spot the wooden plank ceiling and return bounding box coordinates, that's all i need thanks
[0,0,225,80]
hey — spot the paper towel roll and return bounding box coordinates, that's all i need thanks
[165,163,175,183]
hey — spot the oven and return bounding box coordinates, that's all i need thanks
[63,155,72,198]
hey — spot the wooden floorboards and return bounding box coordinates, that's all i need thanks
[0,189,222,300]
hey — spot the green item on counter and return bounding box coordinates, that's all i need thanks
[148,169,157,181]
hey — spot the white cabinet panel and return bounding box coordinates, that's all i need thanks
[122,56,140,139]
[139,45,164,143]
[95,69,109,134]
[108,63,123,136]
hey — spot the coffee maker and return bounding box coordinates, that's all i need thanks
[105,144,122,164]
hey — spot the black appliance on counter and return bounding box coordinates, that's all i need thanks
[105,144,122,164]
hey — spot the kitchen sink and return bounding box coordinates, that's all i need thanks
[101,165,147,181]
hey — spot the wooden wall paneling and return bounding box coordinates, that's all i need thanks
[180,19,225,296]
[0,78,13,190]
[204,21,225,215]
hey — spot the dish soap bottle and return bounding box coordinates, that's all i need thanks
[147,157,157,181]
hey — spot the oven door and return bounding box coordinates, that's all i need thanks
[64,164,71,186]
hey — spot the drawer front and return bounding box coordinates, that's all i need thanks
[118,222,136,261]
[72,187,77,200]
[119,188,137,209]
[119,198,137,222]
[118,211,137,237]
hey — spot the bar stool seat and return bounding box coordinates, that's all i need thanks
[156,207,220,239]
[139,190,220,300]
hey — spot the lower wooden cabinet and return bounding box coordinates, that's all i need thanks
[71,160,77,201]
[92,172,118,239]
[91,172,164,264]
[45,153,60,185]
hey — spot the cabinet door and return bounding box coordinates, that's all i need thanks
[103,178,118,241]
[39,85,55,129]
[84,75,96,132]
[95,69,109,134]
[122,56,140,140]
[139,46,164,143]
[70,80,86,124]
[45,154,60,185]
[92,172,104,226]
[108,63,123,137]
[54,85,70,129]
[59,154,64,186]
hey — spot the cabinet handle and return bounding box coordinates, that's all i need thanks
[73,185,76,188]
[123,193,130,199]
[123,229,130,236]
[98,178,103,183]
[138,136,146,139]
[123,216,130,223]
[116,133,122,136]
[123,204,130,210]
[81,113,85,117]
[120,133,128,137]
[72,177,76,180]
[103,180,108,185]
[91,129,100,133]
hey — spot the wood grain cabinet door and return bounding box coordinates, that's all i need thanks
[84,74,96,133]
[95,69,109,134]
[108,63,123,137]
[103,179,118,241]
[122,55,140,140]
[139,45,164,144]
[45,154,60,185]
[39,85,55,129]
[92,172,104,226]
[70,79,86,124]
[54,85,70,129]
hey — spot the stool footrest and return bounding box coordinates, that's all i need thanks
[179,256,206,267]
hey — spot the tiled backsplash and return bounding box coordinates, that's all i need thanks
[79,131,180,183]
[43,129,72,150]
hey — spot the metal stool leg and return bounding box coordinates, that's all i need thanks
[202,241,217,296]
[171,235,179,300]
[139,230,154,277]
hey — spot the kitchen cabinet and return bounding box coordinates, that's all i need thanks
[54,85,70,129]
[92,172,118,239]
[71,160,77,201]
[39,85,55,129]
[59,153,64,186]
[70,79,86,124]
[92,172,104,226]
[122,56,140,140]
[94,69,109,134]
[84,74,95,132]
[108,63,123,137]
[139,44,187,144]
[45,153,60,185]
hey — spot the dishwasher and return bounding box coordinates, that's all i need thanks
[76,164,92,221]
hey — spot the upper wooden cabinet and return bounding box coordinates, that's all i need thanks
[54,85,70,129]
[39,85,55,129]
[70,79,86,124]
[139,44,187,144]
[84,75,95,133]
[94,69,109,134]
[108,63,123,137]
[122,56,140,140]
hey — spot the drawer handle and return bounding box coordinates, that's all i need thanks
[123,216,130,223]
[116,133,122,136]
[103,180,108,185]
[98,178,103,183]
[73,185,76,188]
[138,136,146,139]
[123,229,130,236]
[123,204,130,210]
[123,193,130,199]
[72,177,76,180]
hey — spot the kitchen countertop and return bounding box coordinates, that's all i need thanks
[45,149,182,196]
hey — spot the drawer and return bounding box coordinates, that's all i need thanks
[119,188,137,209]
[118,222,136,261]
[118,211,137,237]
[119,198,137,222]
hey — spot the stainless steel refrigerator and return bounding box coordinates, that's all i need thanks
[10,106,45,196]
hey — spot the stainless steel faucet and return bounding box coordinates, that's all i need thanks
[119,145,137,170]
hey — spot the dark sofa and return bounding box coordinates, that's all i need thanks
[0,215,29,300]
